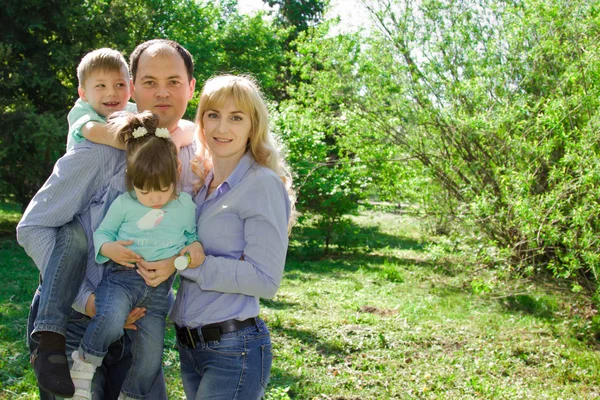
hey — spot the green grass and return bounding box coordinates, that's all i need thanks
[2,205,600,399]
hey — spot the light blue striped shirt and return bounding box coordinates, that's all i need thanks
[17,139,198,314]
[170,152,291,329]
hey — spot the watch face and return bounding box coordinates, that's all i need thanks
[175,255,189,271]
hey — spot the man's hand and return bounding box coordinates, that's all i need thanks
[85,293,97,318]
[100,240,141,268]
[124,308,146,330]
[137,256,176,287]
[85,293,146,330]
[179,241,206,269]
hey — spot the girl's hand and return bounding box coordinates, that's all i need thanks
[85,293,146,330]
[137,257,176,287]
[180,241,206,269]
[100,240,141,268]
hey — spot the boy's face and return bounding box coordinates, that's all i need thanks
[131,48,195,132]
[78,66,130,117]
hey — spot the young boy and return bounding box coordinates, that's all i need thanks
[29,48,134,397]
[66,48,137,151]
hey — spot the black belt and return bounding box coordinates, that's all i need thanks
[175,317,257,348]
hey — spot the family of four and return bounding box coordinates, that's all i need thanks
[17,38,294,400]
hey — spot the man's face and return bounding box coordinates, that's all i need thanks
[131,49,195,131]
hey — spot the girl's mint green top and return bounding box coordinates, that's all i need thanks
[66,99,137,152]
[93,191,198,264]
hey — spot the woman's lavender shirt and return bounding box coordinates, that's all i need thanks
[170,152,291,328]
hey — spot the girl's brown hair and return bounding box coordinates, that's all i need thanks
[108,111,179,195]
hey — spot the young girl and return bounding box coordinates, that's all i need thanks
[69,111,203,400]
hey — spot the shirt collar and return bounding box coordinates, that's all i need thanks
[206,151,255,190]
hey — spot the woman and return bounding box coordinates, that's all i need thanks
[170,75,294,399]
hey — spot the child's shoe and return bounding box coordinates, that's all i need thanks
[70,350,96,400]
[31,332,74,397]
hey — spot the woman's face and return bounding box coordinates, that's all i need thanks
[202,97,252,163]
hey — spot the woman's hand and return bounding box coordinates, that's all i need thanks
[179,241,206,269]
[137,256,176,287]
[100,240,141,268]
[85,293,146,330]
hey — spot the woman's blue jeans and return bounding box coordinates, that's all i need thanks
[79,267,174,399]
[177,318,273,400]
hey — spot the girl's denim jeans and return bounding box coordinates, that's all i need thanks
[79,266,174,399]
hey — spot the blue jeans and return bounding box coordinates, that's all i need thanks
[27,287,167,400]
[79,266,174,399]
[33,219,88,339]
[178,318,273,400]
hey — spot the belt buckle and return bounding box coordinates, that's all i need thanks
[185,327,196,349]
[176,326,196,349]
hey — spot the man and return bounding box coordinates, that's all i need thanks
[17,39,197,399]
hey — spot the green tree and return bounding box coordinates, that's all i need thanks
[280,0,600,284]
[0,0,289,209]
[274,27,409,250]
[0,0,150,209]
[265,0,328,33]
[356,0,600,278]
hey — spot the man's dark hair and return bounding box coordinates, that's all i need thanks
[129,39,194,83]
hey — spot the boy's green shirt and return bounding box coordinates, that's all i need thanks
[66,98,137,152]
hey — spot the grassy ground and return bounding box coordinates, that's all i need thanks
[1,203,600,399]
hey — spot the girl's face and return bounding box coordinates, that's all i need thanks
[134,184,175,209]
[202,97,252,163]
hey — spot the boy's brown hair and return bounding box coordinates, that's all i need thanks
[76,48,129,87]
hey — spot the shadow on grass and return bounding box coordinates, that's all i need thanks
[0,201,21,238]
[285,253,457,279]
[271,326,346,357]
[498,294,557,320]
[267,366,302,399]
[260,298,300,310]
[288,220,427,260]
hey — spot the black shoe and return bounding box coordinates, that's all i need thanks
[31,347,75,398]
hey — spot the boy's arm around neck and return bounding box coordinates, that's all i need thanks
[82,121,126,150]
[170,119,196,149]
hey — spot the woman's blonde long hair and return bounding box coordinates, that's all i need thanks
[192,74,296,226]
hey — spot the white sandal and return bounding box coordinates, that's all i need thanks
[70,351,97,400]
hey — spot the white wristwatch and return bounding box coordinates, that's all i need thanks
[175,254,191,271]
